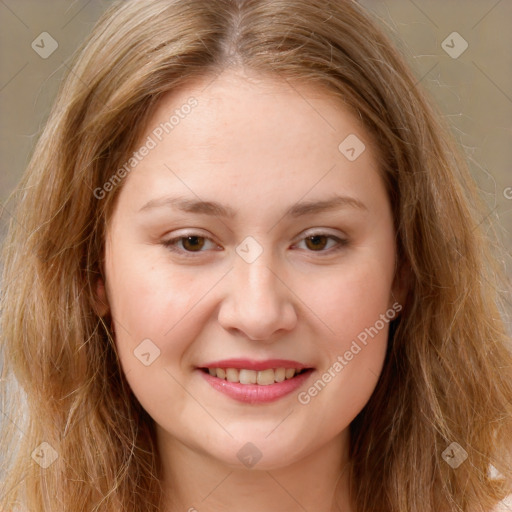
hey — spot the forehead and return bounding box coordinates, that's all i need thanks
[153,68,370,153]
[110,67,384,222]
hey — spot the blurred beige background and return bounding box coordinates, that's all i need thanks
[1,0,511,283]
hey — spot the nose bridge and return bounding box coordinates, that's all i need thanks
[217,245,296,340]
[235,250,281,308]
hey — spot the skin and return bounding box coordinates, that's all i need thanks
[96,67,404,512]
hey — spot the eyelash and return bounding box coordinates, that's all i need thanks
[161,231,349,257]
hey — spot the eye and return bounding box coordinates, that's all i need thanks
[162,234,218,254]
[293,232,348,253]
[162,230,348,257]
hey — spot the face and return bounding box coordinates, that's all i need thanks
[99,68,401,471]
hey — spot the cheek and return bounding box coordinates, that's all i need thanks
[106,257,211,413]
[292,249,395,413]
[300,252,395,349]
[107,240,201,326]
[105,244,212,367]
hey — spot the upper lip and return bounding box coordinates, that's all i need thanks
[199,359,312,371]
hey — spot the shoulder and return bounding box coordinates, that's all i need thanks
[493,495,512,511]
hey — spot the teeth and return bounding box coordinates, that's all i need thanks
[239,369,257,384]
[274,367,286,382]
[207,367,304,385]
[226,368,239,382]
[285,368,296,379]
[257,369,275,385]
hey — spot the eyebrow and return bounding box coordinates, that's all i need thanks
[138,194,368,218]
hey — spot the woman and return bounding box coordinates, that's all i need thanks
[1,0,511,510]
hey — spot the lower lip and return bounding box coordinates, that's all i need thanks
[198,368,314,403]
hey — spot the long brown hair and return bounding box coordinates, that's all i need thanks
[1,1,511,510]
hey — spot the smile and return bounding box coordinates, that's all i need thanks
[197,364,315,403]
[201,367,307,385]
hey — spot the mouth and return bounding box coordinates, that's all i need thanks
[197,358,315,403]
[197,360,315,403]
[199,366,311,385]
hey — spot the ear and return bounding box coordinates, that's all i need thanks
[93,277,111,317]
[389,261,411,313]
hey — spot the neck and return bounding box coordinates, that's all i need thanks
[157,429,354,512]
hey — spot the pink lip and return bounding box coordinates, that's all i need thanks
[197,368,315,404]
[199,358,311,371]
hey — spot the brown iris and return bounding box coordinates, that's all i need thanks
[304,235,329,251]
[182,236,206,251]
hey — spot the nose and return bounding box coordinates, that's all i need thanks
[217,254,297,342]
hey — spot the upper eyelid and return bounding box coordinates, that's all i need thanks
[163,229,348,253]
[164,227,346,244]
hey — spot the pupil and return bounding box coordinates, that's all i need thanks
[181,236,328,252]
[183,236,204,251]
[307,235,327,251]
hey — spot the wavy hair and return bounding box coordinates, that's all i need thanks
[1,0,511,510]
